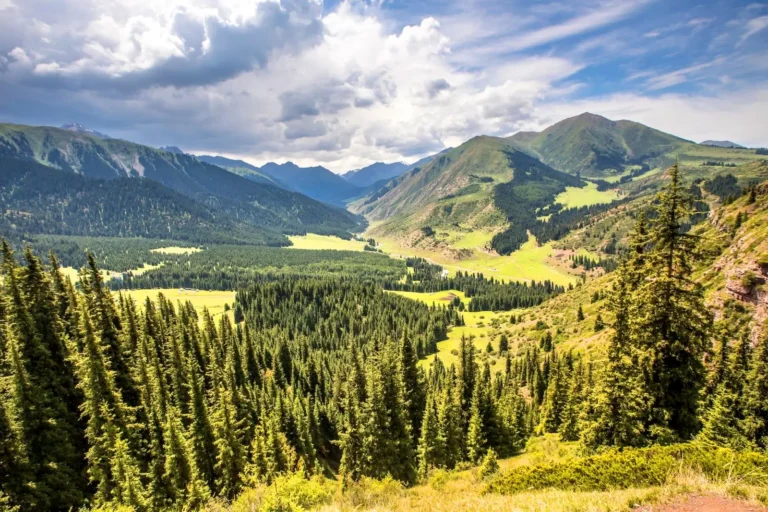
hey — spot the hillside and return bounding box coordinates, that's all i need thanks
[357,136,589,257]
[0,123,360,235]
[509,112,690,176]
[259,161,363,205]
[0,157,286,246]
[342,161,409,187]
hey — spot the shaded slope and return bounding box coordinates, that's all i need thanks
[259,161,362,205]
[195,154,283,187]
[0,123,359,234]
[0,157,286,246]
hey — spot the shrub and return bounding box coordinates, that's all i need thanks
[741,271,760,290]
[341,476,404,509]
[227,474,335,512]
[429,469,459,490]
[479,449,500,479]
[486,443,768,495]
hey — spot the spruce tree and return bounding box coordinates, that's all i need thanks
[465,378,485,464]
[637,164,712,440]
[1,243,86,509]
[743,327,768,448]
[417,392,440,479]
[698,383,747,448]
[581,265,650,449]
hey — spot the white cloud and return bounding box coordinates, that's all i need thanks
[740,15,768,44]
[0,0,765,173]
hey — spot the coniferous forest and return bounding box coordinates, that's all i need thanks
[2,164,768,511]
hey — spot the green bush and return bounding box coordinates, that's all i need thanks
[741,271,760,289]
[486,443,768,495]
[479,449,500,479]
[227,474,335,512]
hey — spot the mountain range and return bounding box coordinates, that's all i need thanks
[0,156,285,246]
[0,123,360,240]
[356,112,768,257]
[343,162,410,188]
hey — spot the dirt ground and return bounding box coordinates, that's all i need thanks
[637,494,767,512]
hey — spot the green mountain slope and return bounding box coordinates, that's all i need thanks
[0,157,286,246]
[509,112,690,176]
[357,136,586,256]
[358,136,523,222]
[0,123,359,235]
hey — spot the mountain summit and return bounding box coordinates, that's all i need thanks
[509,112,689,176]
[60,122,111,139]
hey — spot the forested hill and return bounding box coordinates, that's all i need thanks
[0,123,360,235]
[0,157,287,246]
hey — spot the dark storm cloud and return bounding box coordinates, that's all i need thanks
[1,1,323,93]
[278,81,355,121]
[426,78,450,98]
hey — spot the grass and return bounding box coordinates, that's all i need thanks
[60,267,122,283]
[117,288,236,323]
[377,233,580,288]
[390,289,515,374]
[288,234,368,251]
[556,181,622,209]
[204,435,768,512]
[150,246,202,255]
[386,289,471,307]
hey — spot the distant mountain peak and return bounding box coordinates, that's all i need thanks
[700,140,745,149]
[161,146,185,154]
[60,122,110,139]
[342,161,410,187]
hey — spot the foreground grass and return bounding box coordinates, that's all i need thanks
[203,438,768,512]
[287,234,368,251]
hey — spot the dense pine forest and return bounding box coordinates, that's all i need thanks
[2,165,767,511]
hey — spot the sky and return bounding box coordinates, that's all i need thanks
[0,0,767,172]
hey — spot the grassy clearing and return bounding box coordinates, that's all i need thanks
[117,288,236,323]
[288,234,368,251]
[60,267,122,283]
[390,290,515,374]
[556,181,621,209]
[150,246,202,255]
[377,233,580,287]
[386,289,471,307]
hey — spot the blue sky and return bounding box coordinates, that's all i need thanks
[0,0,766,171]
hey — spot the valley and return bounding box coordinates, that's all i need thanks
[2,113,768,512]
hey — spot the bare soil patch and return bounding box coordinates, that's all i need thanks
[636,494,766,512]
